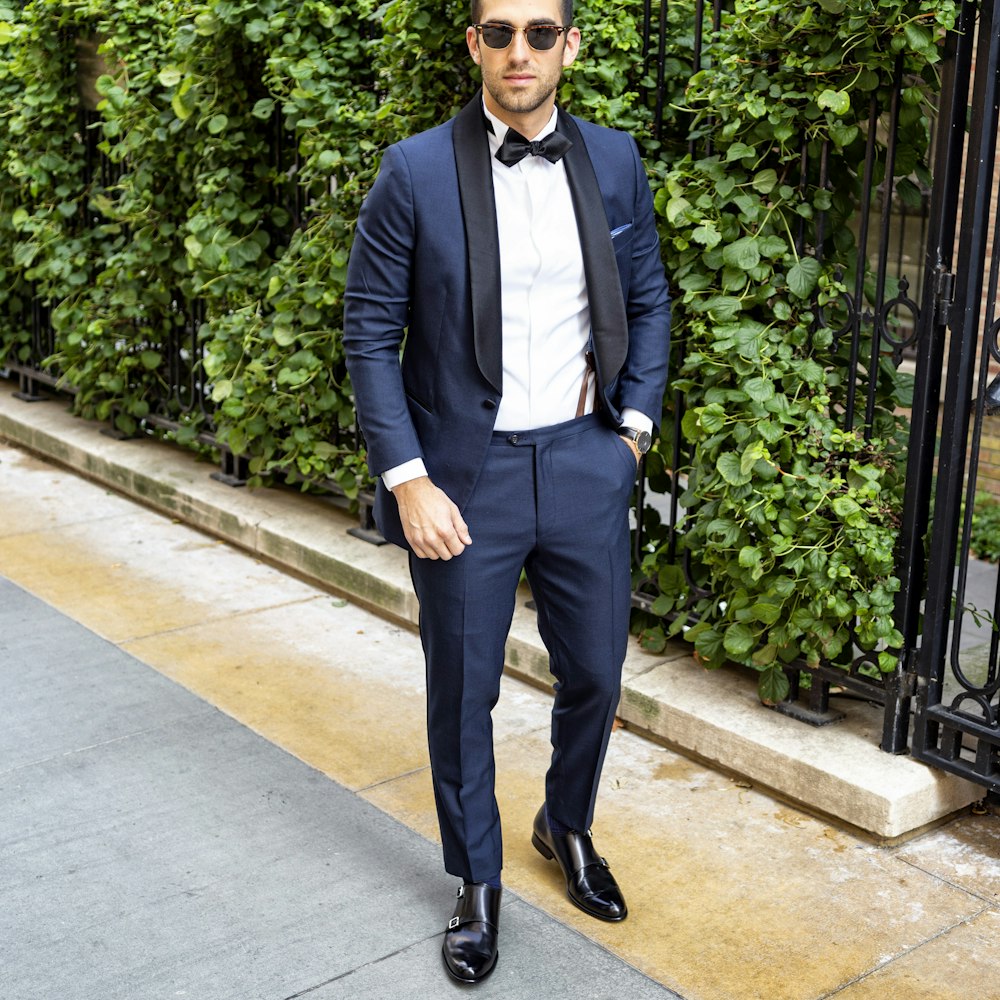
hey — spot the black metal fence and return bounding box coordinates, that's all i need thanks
[901,0,1000,791]
[636,0,938,740]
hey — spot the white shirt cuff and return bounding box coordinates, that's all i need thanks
[619,408,653,436]
[382,458,428,491]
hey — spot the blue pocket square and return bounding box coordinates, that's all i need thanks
[610,223,633,238]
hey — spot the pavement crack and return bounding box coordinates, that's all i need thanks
[117,594,328,644]
[278,928,446,998]
[815,905,994,998]
[892,853,1000,908]
[356,764,430,792]
[0,712,212,775]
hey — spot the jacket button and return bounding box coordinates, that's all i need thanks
[483,398,497,410]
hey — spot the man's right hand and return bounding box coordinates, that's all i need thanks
[391,476,472,560]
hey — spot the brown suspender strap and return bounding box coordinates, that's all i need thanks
[575,350,598,419]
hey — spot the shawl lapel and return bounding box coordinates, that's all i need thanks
[453,94,503,394]
[557,110,629,387]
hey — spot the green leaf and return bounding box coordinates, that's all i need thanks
[140,351,161,371]
[693,626,725,664]
[245,18,270,43]
[758,665,790,705]
[211,379,233,402]
[787,257,822,299]
[207,114,228,135]
[172,91,194,121]
[831,496,862,518]
[666,196,692,225]
[743,377,774,403]
[158,66,183,88]
[723,622,756,657]
[718,452,751,485]
[818,89,851,116]
[751,602,782,625]
[722,237,760,271]
[725,142,755,162]
[252,98,276,120]
[692,224,721,248]
[650,593,675,617]
[903,23,932,53]
[751,169,777,194]
[273,323,297,347]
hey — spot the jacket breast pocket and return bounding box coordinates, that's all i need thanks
[610,222,635,259]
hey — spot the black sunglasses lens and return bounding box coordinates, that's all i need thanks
[526,27,558,50]
[478,25,561,50]
[481,25,514,48]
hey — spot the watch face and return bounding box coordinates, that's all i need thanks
[636,430,652,454]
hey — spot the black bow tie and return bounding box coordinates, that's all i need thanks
[495,127,573,167]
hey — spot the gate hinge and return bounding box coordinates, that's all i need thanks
[935,270,955,325]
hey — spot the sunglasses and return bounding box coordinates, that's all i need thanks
[473,22,569,51]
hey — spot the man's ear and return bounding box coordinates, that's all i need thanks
[562,26,581,69]
[467,25,481,65]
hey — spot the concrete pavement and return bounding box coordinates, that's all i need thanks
[2,421,1000,999]
[1,576,676,1000]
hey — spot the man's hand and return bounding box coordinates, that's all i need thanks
[392,476,472,560]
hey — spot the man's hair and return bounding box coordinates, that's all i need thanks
[471,1,573,25]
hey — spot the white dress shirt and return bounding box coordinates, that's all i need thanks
[382,104,651,490]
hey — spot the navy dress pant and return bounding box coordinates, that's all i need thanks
[408,413,636,882]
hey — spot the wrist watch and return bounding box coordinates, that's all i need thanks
[619,426,652,455]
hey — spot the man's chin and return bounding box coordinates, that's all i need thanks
[492,87,555,117]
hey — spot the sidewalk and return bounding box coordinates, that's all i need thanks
[1,427,999,999]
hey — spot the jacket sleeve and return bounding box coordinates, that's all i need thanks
[616,135,672,430]
[342,144,424,477]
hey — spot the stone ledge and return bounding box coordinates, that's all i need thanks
[0,382,983,839]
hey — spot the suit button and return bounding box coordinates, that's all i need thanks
[483,398,497,410]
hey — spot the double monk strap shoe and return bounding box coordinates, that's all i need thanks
[441,882,501,983]
[531,805,627,922]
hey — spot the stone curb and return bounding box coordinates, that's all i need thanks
[0,381,983,839]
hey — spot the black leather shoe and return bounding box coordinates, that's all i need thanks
[441,882,501,983]
[531,805,627,922]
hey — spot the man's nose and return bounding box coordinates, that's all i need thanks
[508,29,532,60]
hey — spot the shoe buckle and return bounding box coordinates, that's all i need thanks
[448,916,460,930]
[456,885,464,898]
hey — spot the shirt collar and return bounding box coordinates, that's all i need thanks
[482,101,559,156]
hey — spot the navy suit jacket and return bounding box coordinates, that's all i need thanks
[343,93,671,549]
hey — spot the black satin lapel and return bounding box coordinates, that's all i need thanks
[453,93,503,394]
[558,111,629,385]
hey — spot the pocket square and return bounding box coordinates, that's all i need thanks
[610,223,633,239]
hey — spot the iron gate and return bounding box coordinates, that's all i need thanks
[894,0,1000,791]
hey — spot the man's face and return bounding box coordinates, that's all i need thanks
[467,0,580,124]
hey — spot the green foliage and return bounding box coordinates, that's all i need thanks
[633,0,956,696]
[971,492,1000,565]
[0,0,960,700]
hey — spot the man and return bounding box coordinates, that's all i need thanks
[343,0,670,983]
